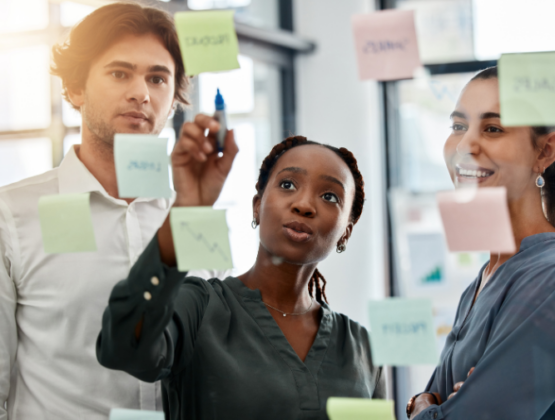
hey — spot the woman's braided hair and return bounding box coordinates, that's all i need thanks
[255,135,365,304]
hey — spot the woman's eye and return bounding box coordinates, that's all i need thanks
[322,192,338,203]
[451,123,467,132]
[485,126,503,133]
[151,76,165,85]
[111,71,126,79]
[279,180,295,190]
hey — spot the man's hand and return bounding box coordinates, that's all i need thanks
[171,114,239,207]
[448,367,475,400]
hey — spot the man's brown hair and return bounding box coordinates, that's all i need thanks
[51,2,189,110]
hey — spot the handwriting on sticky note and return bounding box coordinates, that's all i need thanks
[368,298,438,366]
[38,193,97,254]
[327,398,395,420]
[170,207,233,272]
[109,408,164,420]
[351,9,421,81]
[114,134,171,199]
[437,187,516,253]
[499,52,555,126]
[175,10,240,76]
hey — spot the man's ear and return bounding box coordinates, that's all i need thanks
[67,86,85,110]
[252,194,261,222]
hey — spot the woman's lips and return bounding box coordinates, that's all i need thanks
[283,226,312,243]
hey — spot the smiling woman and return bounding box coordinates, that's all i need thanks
[96,135,385,420]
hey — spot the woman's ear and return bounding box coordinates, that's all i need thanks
[537,132,555,172]
[252,194,261,222]
[337,222,354,246]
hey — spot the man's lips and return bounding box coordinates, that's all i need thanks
[120,112,149,124]
[283,221,313,243]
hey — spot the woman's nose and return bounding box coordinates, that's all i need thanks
[292,196,316,217]
[456,130,480,157]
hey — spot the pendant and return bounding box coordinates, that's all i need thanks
[283,314,287,317]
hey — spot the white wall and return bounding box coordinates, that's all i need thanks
[294,0,388,328]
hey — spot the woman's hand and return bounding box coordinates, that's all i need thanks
[410,393,442,420]
[448,367,475,400]
[171,114,239,207]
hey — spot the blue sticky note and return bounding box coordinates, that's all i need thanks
[109,409,163,420]
[368,298,438,366]
[114,134,171,198]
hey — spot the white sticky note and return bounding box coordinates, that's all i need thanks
[109,408,164,420]
[437,187,516,253]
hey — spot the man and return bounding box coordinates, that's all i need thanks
[0,3,237,419]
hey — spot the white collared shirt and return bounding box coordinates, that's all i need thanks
[0,146,225,420]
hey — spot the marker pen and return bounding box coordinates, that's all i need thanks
[214,88,227,153]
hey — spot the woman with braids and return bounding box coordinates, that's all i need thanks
[407,67,555,420]
[96,131,385,419]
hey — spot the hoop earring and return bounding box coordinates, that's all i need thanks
[251,218,258,229]
[336,243,347,253]
[537,168,546,188]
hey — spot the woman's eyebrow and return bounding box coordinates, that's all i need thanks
[450,110,467,119]
[320,175,345,191]
[277,167,307,176]
[480,112,501,119]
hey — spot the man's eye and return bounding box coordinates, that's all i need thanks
[280,181,295,190]
[111,71,126,79]
[322,192,338,203]
[151,76,165,85]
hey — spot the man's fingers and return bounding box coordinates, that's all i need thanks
[173,138,207,162]
[216,129,239,175]
[180,122,213,154]
[194,113,220,134]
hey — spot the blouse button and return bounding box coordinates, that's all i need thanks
[433,412,438,419]
[151,276,160,286]
[144,291,152,301]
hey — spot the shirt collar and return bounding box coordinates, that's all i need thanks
[519,232,555,251]
[58,144,174,209]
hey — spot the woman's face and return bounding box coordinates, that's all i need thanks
[444,78,539,200]
[254,145,356,265]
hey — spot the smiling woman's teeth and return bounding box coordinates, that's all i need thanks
[459,169,490,178]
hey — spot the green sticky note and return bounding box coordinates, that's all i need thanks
[109,409,164,420]
[38,193,97,253]
[170,207,233,272]
[499,51,555,126]
[327,398,395,420]
[175,10,240,76]
[368,298,438,366]
[114,134,171,199]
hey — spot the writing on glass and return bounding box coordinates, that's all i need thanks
[127,160,162,172]
[179,222,229,262]
[513,77,555,92]
[382,321,427,335]
[184,34,230,47]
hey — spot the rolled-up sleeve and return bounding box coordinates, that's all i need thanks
[414,284,555,420]
[96,235,210,382]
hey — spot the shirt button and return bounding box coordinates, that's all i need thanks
[433,412,438,419]
[151,276,160,286]
[144,291,152,301]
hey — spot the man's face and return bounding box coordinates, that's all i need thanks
[72,33,176,145]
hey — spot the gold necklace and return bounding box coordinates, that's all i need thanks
[263,298,315,317]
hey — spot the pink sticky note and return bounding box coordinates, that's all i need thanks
[351,9,421,81]
[437,187,516,253]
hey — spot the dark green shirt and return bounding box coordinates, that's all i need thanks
[96,237,385,419]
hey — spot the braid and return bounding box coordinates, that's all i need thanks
[256,136,365,304]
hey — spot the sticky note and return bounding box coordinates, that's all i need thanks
[175,10,240,76]
[114,134,171,199]
[38,193,97,253]
[352,9,421,81]
[499,52,555,126]
[437,187,516,253]
[327,398,395,420]
[368,298,438,366]
[109,409,164,420]
[170,207,233,272]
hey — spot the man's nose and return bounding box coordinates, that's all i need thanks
[126,77,150,104]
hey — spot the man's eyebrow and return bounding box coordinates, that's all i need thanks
[148,65,172,75]
[320,175,345,191]
[480,112,501,119]
[104,61,136,70]
[450,111,467,119]
[277,167,308,176]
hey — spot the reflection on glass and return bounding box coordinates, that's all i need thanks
[0,138,52,187]
[188,0,251,9]
[60,1,95,27]
[0,0,48,34]
[0,46,51,132]
[189,0,279,29]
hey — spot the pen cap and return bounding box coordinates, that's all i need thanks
[215,88,225,111]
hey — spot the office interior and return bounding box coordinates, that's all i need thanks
[1,0,552,418]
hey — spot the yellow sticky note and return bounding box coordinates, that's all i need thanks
[38,193,97,253]
[499,51,555,126]
[175,10,240,76]
[327,398,395,420]
[170,207,233,272]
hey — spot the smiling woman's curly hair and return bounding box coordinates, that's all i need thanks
[255,135,365,304]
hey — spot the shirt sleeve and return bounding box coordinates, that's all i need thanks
[0,198,17,420]
[372,367,387,399]
[96,235,211,383]
[414,277,555,420]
